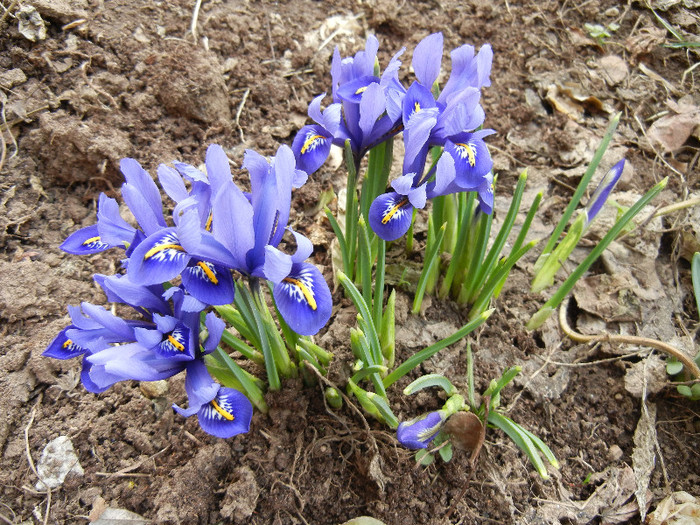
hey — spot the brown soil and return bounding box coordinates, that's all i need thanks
[1,1,699,524]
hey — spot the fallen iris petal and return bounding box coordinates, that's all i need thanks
[60,225,112,255]
[181,261,234,306]
[273,262,332,336]
[197,388,253,438]
[369,191,414,241]
[397,411,446,449]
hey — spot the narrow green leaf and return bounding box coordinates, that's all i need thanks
[403,374,457,396]
[488,411,549,479]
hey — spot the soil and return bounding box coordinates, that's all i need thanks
[1,1,699,524]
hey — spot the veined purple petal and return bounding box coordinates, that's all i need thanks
[445,136,493,190]
[154,324,194,361]
[96,193,136,247]
[181,261,235,305]
[261,245,293,284]
[585,159,625,226]
[203,312,225,354]
[94,273,170,315]
[402,82,437,126]
[292,125,332,176]
[358,83,386,141]
[369,191,414,241]
[407,184,427,209]
[412,32,443,88]
[128,228,192,285]
[173,161,207,183]
[181,359,220,412]
[157,164,189,203]
[196,387,253,438]
[289,229,314,264]
[61,225,112,255]
[120,158,166,236]
[205,144,232,196]
[391,173,416,196]
[80,358,110,394]
[43,326,86,360]
[212,181,255,271]
[397,410,446,449]
[273,262,332,336]
[428,151,457,198]
[337,76,380,105]
[403,108,438,176]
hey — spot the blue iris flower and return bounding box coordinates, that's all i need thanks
[43,281,253,438]
[210,144,332,336]
[396,410,448,449]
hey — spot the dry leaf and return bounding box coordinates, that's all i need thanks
[647,100,700,153]
[545,84,609,122]
[632,400,657,522]
[599,55,629,86]
[647,491,700,525]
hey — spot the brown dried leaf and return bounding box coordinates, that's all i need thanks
[443,412,484,456]
[647,100,700,153]
[545,83,609,122]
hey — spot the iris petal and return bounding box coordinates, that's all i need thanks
[181,261,235,305]
[273,262,332,336]
[292,125,332,175]
[43,326,86,360]
[128,228,191,285]
[369,192,414,241]
[197,388,253,438]
[60,225,111,255]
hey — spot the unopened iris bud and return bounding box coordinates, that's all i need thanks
[585,159,625,226]
[396,410,447,449]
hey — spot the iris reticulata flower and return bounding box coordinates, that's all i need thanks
[396,410,447,449]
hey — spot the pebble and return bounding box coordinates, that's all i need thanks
[35,436,84,490]
[139,380,168,399]
[607,444,623,462]
[604,7,619,16]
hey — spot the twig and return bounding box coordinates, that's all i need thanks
[235,88,250,144]
[190,0,203,43]
[559,297,700,379]
[94,446,170,478]
[0,0,19,26]
[652,196,700,218]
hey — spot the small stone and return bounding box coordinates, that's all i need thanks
[90,508,148,525]
[604,7,620,16]
[139,380,168,399]
[35,436,84,490]
[607,444,623,462]
[0,68,27,89]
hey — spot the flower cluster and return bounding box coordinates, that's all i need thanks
[46,144,332,437]
[291,32,495,241]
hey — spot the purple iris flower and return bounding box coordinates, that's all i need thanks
[585,159,625,226]
[397,410,447,449]
[211,145,332,336]
[291,94,342,175]
[369,150,457,241]
[173,359,253,438]
[43,283,252,438]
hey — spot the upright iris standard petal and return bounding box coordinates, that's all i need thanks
[43,326,87,360]
[128,228,191,285]
[197,387,253,438]
[120,158,167,236]
[396,411,447,449]
[292,124,332,175]
[585,159,625,226]
[273,262,332,336]
[369,191,415,241]
[181,260,235,306]
[60,225,112,255]
[412,32,444,88]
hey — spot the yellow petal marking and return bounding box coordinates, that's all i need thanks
[211,399,234,421]
[381,197,409,225]
[355,85,369,95]
[205,211,213,232]
[63,339,73,348]
[414,102,421,113]
[196,261,219,285]
[82,236,101,245]
[455,142,477,167]
[144,243,185,260]
[301,134,326,155]
[167,335,185,352]
[283,277,317,311]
